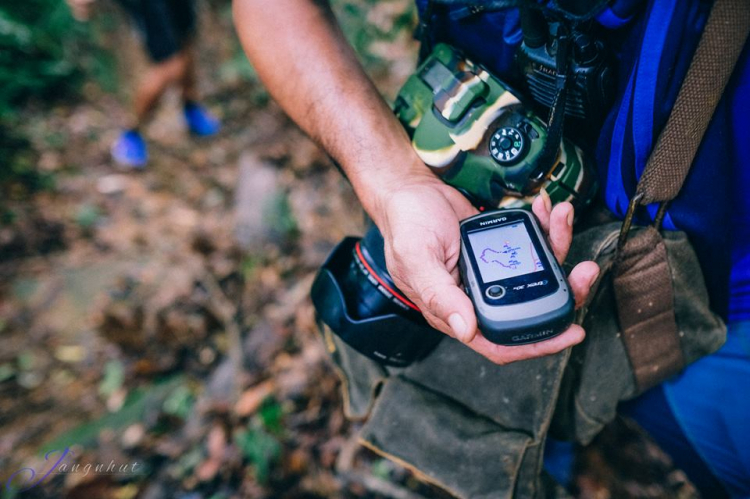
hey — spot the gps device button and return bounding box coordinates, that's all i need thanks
[486,285,506,300]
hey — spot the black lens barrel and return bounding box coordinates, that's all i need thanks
[311,235,443,366]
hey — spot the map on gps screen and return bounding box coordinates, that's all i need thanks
[468,222,544,283]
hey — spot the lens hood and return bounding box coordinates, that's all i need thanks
[311,237,443,367]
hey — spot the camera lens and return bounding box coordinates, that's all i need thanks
[311,226,444,366]
[341,225,424,322]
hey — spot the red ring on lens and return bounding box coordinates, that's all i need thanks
[355,241,421,312]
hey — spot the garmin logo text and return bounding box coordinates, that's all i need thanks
[512,329,554,342]
[479,218,506,226]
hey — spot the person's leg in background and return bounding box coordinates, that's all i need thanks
[112,0,220,168]
[179,42,199,105]
[113,51,189,168]
[132,53,189,123]
[619,386,730,498]
[167,0,221,138]
[179,42,221,138]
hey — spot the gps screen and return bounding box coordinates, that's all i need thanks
[468,222,545,283]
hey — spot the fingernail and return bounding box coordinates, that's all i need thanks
[566,208,574,227]
[540,187,552,213]
[448,313,468,342]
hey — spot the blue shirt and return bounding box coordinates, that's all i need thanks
[415,0,749,321]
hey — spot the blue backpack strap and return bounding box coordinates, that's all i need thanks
[605,62,637,218]
[606,0,679,227]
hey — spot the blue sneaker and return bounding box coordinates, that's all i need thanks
[111,130,148,169]
[184,102,221,137]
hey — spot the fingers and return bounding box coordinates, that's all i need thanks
[531,189,552,232]
[467,324,586,365]
[463,259,599,365]
[548,202,573,263]
[418,282,478,343]
[532,193,573,264]
[568,260,600,309]
[387,241,478,344]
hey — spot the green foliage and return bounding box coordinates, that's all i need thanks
[74,203,102,231]
[0,1,84,208]
[258,398,284,435]
[98,360,125,398]
[0,1,116,207]
[0,0,82,120]
[262,192,299,243]
[17,350,36,371]
[41,376,184,453]
[234,425,282,484]
[371,458,395,480]
[0,123,56,210]
[0,363,15,383]
[1,481,19,499]
[162,383,196,420]
[219,47,270,107]
[236,398,284,484]
[330,0,416,68]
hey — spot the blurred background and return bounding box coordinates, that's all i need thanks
[0,1,699,498]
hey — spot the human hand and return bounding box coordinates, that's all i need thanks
[375,176,600,365]
[66,0,95,21]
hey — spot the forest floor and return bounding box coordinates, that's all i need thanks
[0,2,700,498]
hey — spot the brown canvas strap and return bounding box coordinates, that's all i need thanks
[614,0,750,392]
[637,0,750,204]
[614,228,685,390]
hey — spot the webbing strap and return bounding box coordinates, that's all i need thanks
[636,0,750,204]
[530,24,572,183]
[614,228,684,391]
[616,0,750,392]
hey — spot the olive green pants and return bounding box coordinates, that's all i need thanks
[319,222,724,498]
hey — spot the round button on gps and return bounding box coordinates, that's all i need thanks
[486,285,506,299]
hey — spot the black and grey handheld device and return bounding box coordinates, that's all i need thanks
[459,209,574,345]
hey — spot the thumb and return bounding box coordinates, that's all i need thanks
[415,276,478,344]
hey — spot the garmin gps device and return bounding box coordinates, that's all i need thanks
[459,209,574,345]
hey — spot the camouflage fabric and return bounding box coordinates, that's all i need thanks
[394,44,597,211]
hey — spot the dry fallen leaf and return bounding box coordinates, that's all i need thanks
[196,424,228,482]
[234,380,275,417]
